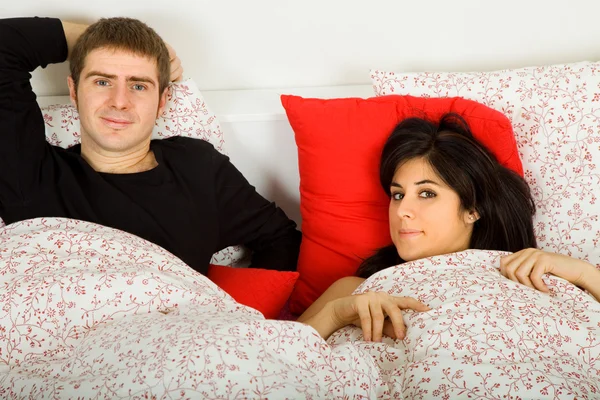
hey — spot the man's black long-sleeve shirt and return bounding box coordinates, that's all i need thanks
[0,17,301,275]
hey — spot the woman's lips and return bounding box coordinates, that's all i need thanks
[398,230,422,238]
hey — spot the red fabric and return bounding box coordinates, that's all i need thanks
[208,264,299,319]
[281,94,522,314]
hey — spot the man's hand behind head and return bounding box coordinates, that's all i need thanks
[166,43,184,83]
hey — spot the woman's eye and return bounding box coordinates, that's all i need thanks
[419,190,436,198]
[392,193,404,200]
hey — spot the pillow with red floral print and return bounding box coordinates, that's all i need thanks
[370,62,600,271]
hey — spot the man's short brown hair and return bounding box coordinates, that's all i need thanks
[69,17,170,95]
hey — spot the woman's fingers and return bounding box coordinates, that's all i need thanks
[390,297,430,340]
[500,250,522,281]
[356,298,373,341]
[501,249,553,292]
[394,296,431,312]
[371,295,430,341]
[369,298,385,342]
[501,249,534,285]
[382,320,397,339]
[530,262,550,292]
[514,257,536,289]
[352,293,431,342]
[382,301,406,339]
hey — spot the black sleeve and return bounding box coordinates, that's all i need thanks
[212,150,301,271]
[0,17,67,209]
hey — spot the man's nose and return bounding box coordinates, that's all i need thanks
[109,83,132,109]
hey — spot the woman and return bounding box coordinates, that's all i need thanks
[299,113,600,341]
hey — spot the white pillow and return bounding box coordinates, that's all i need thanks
[1,79,248,267]
[371,62,600,267]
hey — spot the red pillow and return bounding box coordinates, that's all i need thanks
[281,94,522,315]
[207,264,299,319]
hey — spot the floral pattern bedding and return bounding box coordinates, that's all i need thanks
[1,218,598,398]
[0,218,376,398]
[330,250,600,399]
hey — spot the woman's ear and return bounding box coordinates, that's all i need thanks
[464,210,480,224]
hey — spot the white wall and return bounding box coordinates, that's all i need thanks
[2,0,599,96]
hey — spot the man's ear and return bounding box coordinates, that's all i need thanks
[67,76,78,109]
[156,87,168,117]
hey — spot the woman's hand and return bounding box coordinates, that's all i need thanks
[329,292,430,341]
[500,248,600,299]
[165,43,183,82]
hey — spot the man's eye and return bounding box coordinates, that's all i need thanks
[96,80,109,86]
[133,84,146,91]
[419,191,436,198]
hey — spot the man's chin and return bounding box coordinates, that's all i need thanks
[82,135,145,153]
[81,125,152,149]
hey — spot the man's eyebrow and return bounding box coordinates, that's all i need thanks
[85,71,117,80]
[390,179,441,188]
[127,76,157,85]
[84,71,156,86]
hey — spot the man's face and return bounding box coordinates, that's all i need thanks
[68,47,167,154]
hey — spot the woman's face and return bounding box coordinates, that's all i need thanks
[388,157,477,262]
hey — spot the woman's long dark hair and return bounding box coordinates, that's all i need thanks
[356,113,537,278]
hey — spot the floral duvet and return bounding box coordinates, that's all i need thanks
[1,218,598,399]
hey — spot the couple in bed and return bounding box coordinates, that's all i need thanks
[1,16,598,343]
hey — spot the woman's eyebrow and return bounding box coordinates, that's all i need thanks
[415,179,441,186]
[390,179,441,188]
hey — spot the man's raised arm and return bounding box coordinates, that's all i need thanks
[0,18,72,215]
[61,21,88,59]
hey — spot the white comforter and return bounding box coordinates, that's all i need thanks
[1,218,598,399]
[330,250,600,399]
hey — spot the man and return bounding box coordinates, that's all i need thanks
[0,17,301,275]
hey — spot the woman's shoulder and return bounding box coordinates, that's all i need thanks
[329,276,366,294]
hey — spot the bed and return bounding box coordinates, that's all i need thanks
[1,61,600,398]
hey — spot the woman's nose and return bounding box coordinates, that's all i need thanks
[396,198,416,219]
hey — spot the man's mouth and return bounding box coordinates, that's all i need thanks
[101,117,133,129]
